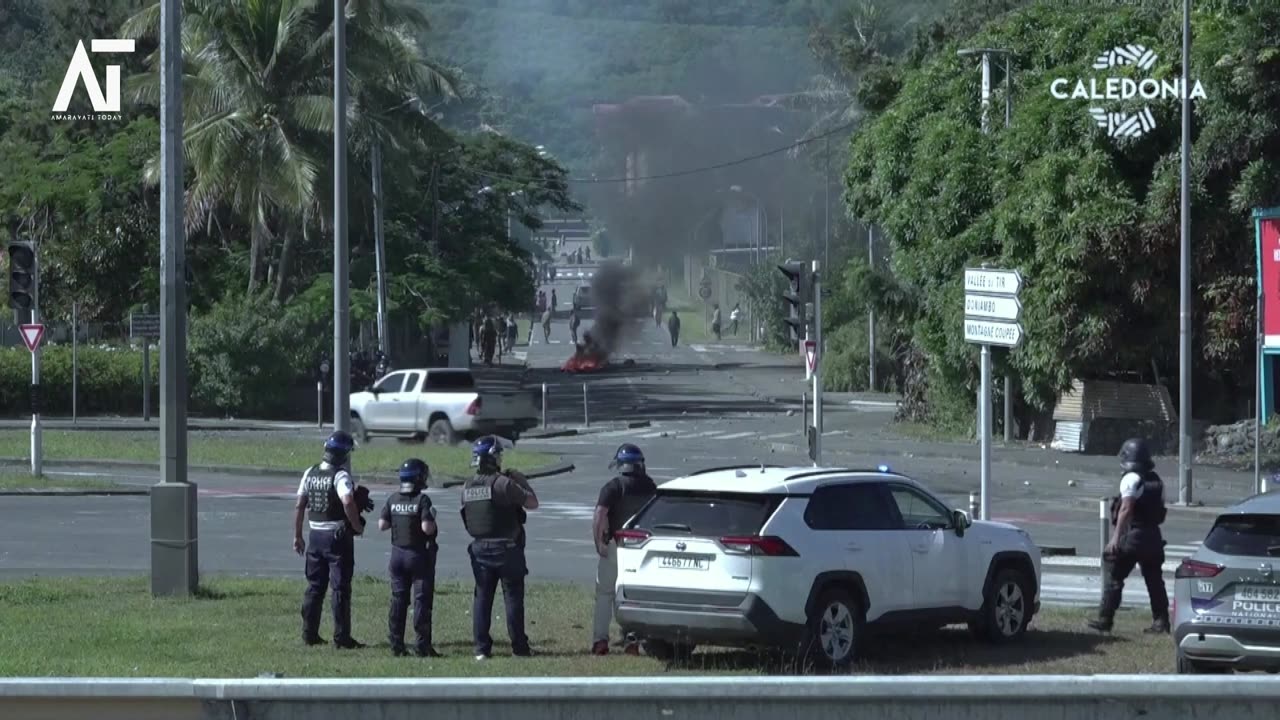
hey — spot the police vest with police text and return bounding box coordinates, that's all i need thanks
[388,492,432,549]
[461,474,520,540]
[305,465,345,524]
[606,474,657,539]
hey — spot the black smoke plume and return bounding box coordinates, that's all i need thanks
[584,261,650,358]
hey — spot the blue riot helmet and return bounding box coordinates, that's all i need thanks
[323,430,355,466]
[471,435,505,470]
[610,443,646,476]
[398,458,429,494]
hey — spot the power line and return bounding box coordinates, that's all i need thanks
[457,121,855,187]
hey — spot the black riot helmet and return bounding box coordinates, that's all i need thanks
[398,458,429,494]
[1118,437,1154,473]
[323,431,356,466]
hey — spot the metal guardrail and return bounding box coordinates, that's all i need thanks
[4,676,1280,720]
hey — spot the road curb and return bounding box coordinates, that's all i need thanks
[0,457,300,478]
[0,487,150,497]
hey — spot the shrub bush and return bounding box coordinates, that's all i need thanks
[0,345,155,416]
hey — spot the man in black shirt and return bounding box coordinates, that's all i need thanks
[379,458,440,657]
[591,444,657,655]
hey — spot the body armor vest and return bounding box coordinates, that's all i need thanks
[461,474,519,540]
[388,492,431,549]
[304,465,344,524]
[607,474,657,539]
[1109,471,1167,528]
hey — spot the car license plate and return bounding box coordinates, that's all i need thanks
[1237,585,1280,602]
[660,555,707,570]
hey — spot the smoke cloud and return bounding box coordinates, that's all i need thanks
[584,261,650,357]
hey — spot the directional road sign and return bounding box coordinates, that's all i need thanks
[964,319,1023,348]
[964,293,1022,321]
[130,313,161,339]
[18,323,44,352]
[964,268,1022,296]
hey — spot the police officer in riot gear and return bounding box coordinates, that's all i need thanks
[378,459,440,657]
[461,435,539,660]
[591,444,657,655]
[294,431,367,649]
[1089,437,1170,634]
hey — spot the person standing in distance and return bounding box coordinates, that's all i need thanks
[591,444,657,655]
[294,431,367,649]
[1088,437,1170,634]
[379,459,441,657]
[461,436,539,660]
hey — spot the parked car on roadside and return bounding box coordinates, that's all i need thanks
[613,464,1042,668]
[1172,491,1280,674]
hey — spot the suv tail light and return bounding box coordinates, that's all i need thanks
[614,529,651,548]
[719,535,798,557]
[1174,558,1223,579]
[466,398,481,415]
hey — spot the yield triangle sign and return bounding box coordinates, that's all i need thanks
[804,339,818,373]
[19,323,45,352]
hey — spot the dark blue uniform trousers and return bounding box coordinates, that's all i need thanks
[388,544,437,652]
[469,539,531,656]
[301,527,355,644]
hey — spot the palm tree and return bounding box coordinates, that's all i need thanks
[122,0,454,301]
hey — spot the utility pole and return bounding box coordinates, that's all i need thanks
[824,135,830,271]
[333,0,350,434]
[1177,0,1194,505]
[812,260,823,465]
[372,143,388,358]
[868,225,876,391]
[151,0,197,597]
[30,242,41,477]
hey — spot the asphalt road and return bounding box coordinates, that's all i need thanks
[0,288,1252,612]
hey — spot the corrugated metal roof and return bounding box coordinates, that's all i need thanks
[1052,380,1175,422]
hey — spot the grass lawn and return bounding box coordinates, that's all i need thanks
[0,471,120,491]
[0,431,553,479]
[0,576,1174,677]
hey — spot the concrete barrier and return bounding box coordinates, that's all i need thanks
[3,676,1279,720]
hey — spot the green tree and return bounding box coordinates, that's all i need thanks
[842,0,1280,430]
[122,0,455,300]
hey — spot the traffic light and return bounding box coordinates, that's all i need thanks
[777,262,810,342]
[7,240,35,311]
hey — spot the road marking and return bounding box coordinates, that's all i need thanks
[1042,556,1184,573]
[762,432,794,439]
[847,400,899,408]
[636,431,668,439]
[715,432,755,440]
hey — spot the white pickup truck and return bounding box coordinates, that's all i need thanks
[348,368,538,445]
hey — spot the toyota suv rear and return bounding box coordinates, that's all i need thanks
[613,465,1041,667]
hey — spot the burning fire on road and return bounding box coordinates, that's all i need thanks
[560,261,650,373]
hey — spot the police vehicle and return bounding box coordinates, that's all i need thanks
[1172,491,1280,674]
[612,464,1042,667]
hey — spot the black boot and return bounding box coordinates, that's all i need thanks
[1086,618,1113,632]
[1144,616,1171,634]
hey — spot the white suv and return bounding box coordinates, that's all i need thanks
[613,465,1042,667]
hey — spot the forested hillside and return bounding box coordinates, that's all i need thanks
[419,0,834,168]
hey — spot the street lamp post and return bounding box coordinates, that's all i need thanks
[1178,0,1194,504]
[333,0,350,434]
